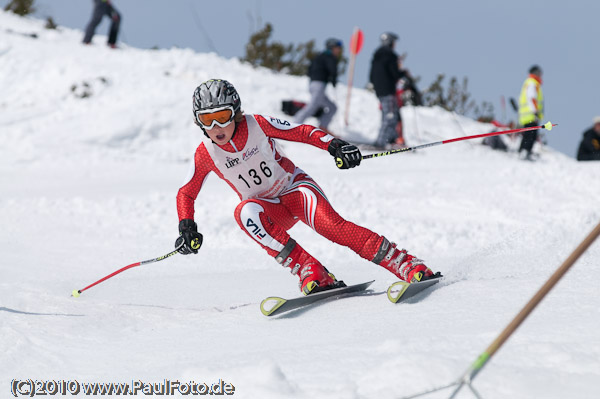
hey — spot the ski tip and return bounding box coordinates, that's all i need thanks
[260,296,286,316]
[71,289,81,298]
[387,276,442,303]
[387,281,410,303]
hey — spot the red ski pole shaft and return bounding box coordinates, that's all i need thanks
[362,122,556,160]
[71,244,182,297]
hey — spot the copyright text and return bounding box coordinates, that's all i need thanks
[10,379,235,396]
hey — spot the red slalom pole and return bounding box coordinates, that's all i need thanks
[344,27,364,126]
[71,244,182,297]
[362,122,556,160]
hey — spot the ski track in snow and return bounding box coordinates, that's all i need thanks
[1,11,600,399]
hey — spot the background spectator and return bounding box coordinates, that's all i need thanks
[82,0,121,48]
[369,32,404,149]
[577,116,600,161]
[517,65,544,160]
[293,38,342,134]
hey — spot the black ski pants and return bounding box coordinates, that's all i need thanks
[519,121,538,155]
[83,1,121,45]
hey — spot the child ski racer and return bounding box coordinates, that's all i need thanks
[175,79,440,295]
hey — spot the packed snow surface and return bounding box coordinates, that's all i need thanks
[1,11,599,399]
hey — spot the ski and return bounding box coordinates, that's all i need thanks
[387,276,442,303]
[260,280,374,316]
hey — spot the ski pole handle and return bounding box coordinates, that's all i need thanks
[362,122,556,160]
[71,243,183,297]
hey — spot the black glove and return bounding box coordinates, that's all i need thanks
[328,138,362,169]
[175,219,203,255]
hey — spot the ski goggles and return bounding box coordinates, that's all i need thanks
[195,105,235,130]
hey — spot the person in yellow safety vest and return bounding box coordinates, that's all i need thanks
[518,65,544,160]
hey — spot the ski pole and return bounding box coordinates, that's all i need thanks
[447,219,600,399]
[71,244,183,297]
[362,121,556,160]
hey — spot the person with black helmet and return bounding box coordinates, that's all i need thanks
[369,32,406,149]
[175,79,439,296]
[294,38,343,134]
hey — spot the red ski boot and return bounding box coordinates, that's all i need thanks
[276,239,344,295]
[372,238,434,282]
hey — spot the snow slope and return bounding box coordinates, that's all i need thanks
[1,11,600,399]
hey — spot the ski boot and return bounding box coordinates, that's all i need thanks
[276,239,345,295]
[372,237,436,283]
[299,263,345,295]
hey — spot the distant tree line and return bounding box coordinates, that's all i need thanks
[421,74,494,121]
[4,0,35,15]
[5,0,57,29]
[242,23,347,77]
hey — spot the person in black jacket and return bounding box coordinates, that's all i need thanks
[577,116,600,161]
[82,0,121,48]
[369,32,405,148]
[294,38,342,132]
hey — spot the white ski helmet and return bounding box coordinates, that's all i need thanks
[193,79,241,120]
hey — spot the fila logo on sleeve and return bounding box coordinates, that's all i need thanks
[267,116,300,130]
[246,218,267,239]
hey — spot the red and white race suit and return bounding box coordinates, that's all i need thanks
[177,114,384,262]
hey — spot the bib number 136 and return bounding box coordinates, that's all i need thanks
[238,161,272,188]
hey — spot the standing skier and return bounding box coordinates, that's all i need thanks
[82,0,121,48]
[369,32,405,149]
[176,79,439,295]
[293,38,342,134]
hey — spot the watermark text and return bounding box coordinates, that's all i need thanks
[10,379,235,396]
